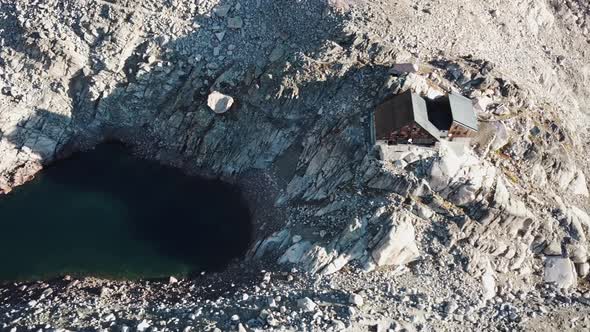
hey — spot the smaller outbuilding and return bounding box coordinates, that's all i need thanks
[427,93,478,140]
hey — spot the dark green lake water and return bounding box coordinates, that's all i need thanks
[0,143,252,282]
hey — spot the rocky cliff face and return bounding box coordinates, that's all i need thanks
[1,0,590,330]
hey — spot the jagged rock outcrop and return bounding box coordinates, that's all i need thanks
[255,208,422,276]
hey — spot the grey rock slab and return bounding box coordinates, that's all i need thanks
[253,229,291,259]
[214,5,231,17]
[269,45,285,62]
[278,241,312,264]
[297,297,317,312]
[227,17,244,29]
[215,31,226,42]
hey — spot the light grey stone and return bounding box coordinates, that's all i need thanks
[349,293,364,306]
[544,241,562,256]
[445,300,459,314]
[269,45,285,62]
[297,297,317,312]
[371,212,420,267]
[227,17,243,29]
[207,91,234,114]
[576,262,589,278]
[215,31,226,42]
[544,256,578,289]
[213,5,231,17]
[569,171,589,197]
[103,313,116,321]
[570,245,587,263]
[136,320,150,332]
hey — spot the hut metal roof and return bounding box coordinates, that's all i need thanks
[448,93,478,131]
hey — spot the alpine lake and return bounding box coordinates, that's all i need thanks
[0,143,252,282]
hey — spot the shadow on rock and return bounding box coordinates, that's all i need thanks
[0,0,386,278]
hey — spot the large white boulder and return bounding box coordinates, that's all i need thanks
[482,267,496,300]
[489,121,510,151]
[526,0,554,36]
[569,171,589,197]
[429,142,497,207]
[544,256,577,289]
[371,213,420,266]
[567,206,590,242]
[429,141,478,192]
[207,91,234,114]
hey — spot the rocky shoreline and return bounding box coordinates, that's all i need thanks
[3,261,590,331]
